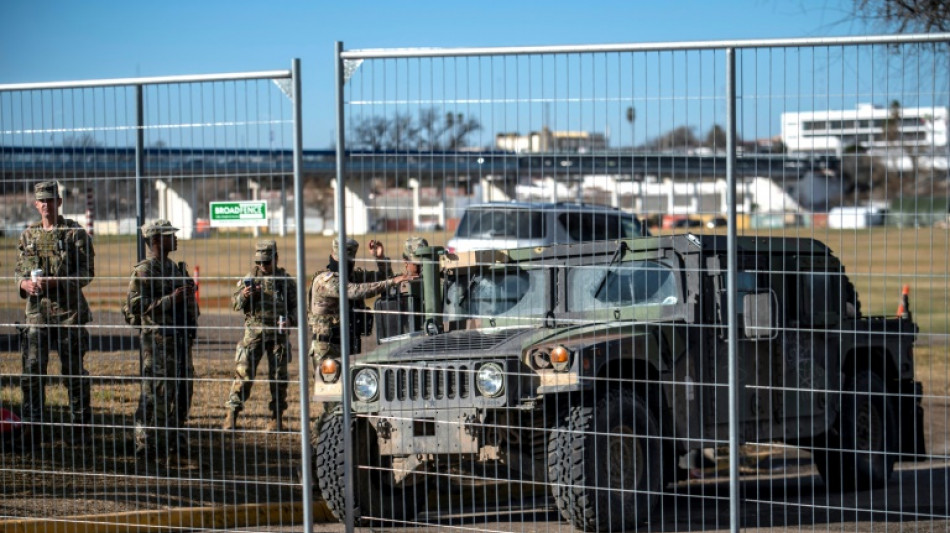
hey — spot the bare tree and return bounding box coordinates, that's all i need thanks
[350,108,481,151]
[62,134,100,148]
[353,116,391,151]
[851,0,950,32]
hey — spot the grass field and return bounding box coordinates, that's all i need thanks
[0,226,947,333]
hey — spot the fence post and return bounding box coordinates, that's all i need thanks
[135,84,145,261]
[725,46,740,533]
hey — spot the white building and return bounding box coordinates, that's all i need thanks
[496,127,607,153]
[781,103,949,155]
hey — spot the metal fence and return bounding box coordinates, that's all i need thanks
[1,33,949,533]
[0,62,315,531]
[327,34,950,533]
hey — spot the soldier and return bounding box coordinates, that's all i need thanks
[126,219,198,468]
[402,236,429,278]
[14,180,95,447]
[309,238,416,382]
[223,240,297,432]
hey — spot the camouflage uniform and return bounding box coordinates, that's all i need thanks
[14,181,95,432]
[308,238,395,373]
[225,240,298,427]
[402,236,429,273]
[127,220,198,457]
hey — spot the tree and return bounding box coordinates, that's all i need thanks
[851,0,950,32]
[705,124,729,150]
[62,134,99,148]
[350,108,481,151]
[648,126,699,151]
[625,106,636,148]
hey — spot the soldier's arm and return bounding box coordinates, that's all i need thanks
[73,228,94,288]
[346,278,394,301]
[232,275,250,312]
[14,230,31,299]
[127,270,147,316]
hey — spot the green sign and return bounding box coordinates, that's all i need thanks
[209,201,268,227]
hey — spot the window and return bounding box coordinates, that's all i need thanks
[455,208,545,239]
[445,268,548,320]
[558,212,643,241]
[567,260,677,311]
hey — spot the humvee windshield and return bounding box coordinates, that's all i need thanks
[445,267,548,321]
[567,260,678,311]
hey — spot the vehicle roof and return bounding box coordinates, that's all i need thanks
[494,233,836,261]
[463,201,634,215]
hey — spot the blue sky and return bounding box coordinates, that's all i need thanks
[1,1,880,148]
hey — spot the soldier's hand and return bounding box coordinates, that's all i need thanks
[393,273,418,285]
[240,285,254,298]
[173,285,194,303]
[21,279,41,296]
[368,239,385,259]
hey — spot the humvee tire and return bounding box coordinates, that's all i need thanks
[548,389,661,531]
[813,370,897,491]
[315,411,425,525]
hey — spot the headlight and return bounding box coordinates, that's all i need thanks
[353,369,379,402]
[476,363,505,397]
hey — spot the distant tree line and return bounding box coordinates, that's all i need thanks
[349,107,481,151]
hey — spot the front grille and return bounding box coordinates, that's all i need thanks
[384,363,473,402]
[403,328,526,355]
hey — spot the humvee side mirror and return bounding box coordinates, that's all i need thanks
[743,291,778,339]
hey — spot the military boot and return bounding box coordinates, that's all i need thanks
[265,413,283,433]
[223,410,238,431]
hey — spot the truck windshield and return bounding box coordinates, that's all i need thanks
[567,260,678,311]
[445,267,547,321]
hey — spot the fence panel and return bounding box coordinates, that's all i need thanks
[323,36,950,532]
[0,68,314,531]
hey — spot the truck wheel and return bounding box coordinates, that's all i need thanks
[314,411,347,518]
[548,389,661,532]
[314,411,424,525]
[813,370,896,492]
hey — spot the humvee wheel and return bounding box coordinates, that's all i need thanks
[813,370,896,492]
[548,389,661,532]
[315,411,424,525]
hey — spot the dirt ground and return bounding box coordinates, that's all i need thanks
[1,322,948,524]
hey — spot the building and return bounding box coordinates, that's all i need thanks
[781,103,949,155]
[496,127,607,153]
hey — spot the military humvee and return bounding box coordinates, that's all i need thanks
[313,234,925,531]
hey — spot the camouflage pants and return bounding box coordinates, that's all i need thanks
[20,324,91,425]
[225,330,290,415]
[134,328,194,457]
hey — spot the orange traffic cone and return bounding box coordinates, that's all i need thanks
[896,284,911,319]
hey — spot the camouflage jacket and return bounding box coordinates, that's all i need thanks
[308,264,393,334]
[233,266,298,329]
[15,217,95,325]
[126,256,199,330]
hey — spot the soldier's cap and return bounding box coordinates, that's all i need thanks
[254,239,277,262]
[34,181,61,200]
[403,236,429,261]
[331,237,359,261]
[141,219,180,238]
